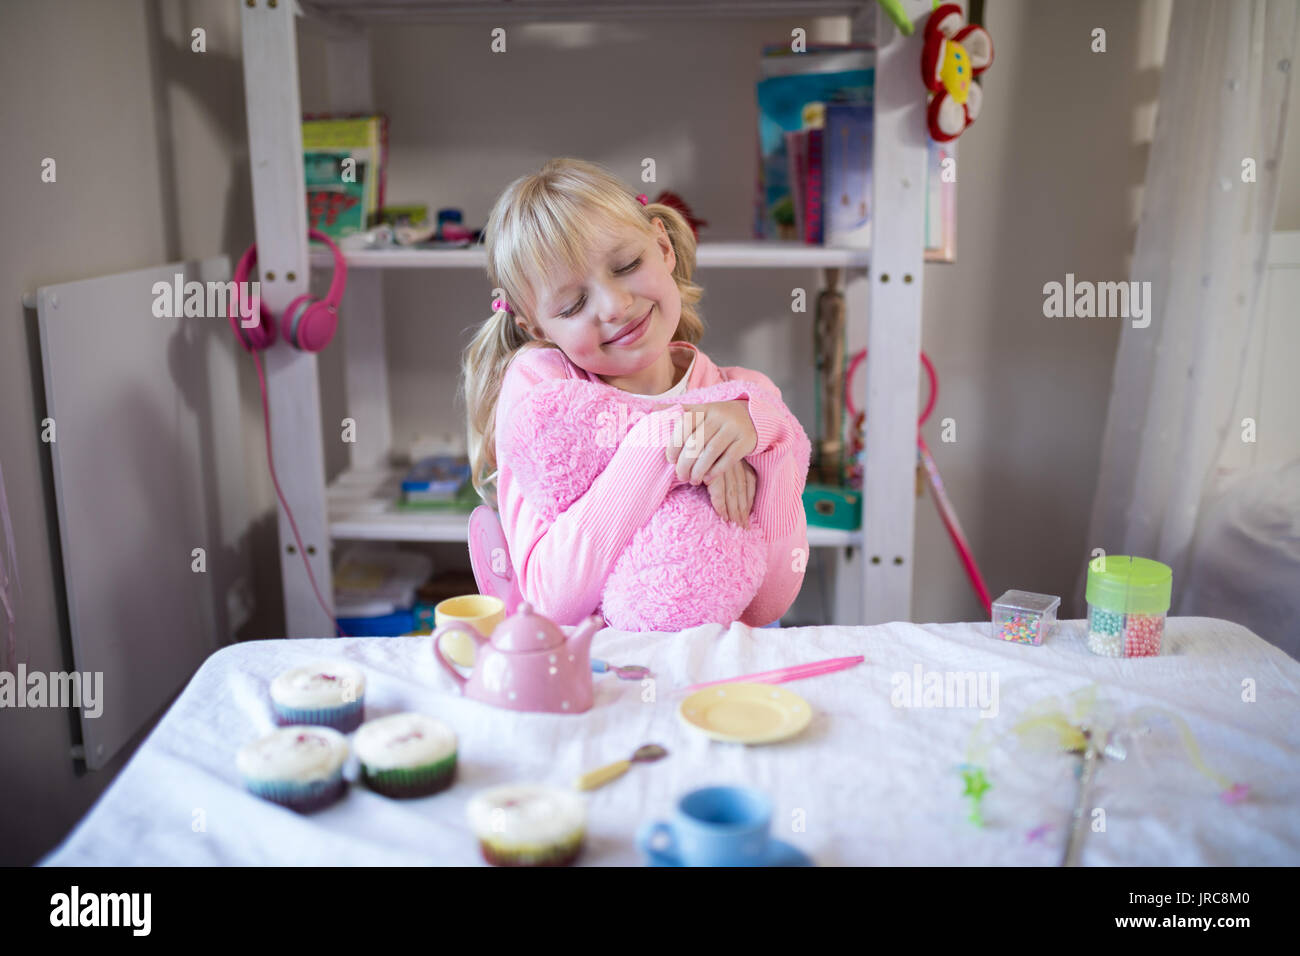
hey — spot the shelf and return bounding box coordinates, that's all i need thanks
[328,465,861,548]
[300,0,879,26]
[311,241,870,270]
[250,0,924,629]
[807,525,862,548]
[328,466,474,542]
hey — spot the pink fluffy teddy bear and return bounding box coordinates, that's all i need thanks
[503,378,795,631]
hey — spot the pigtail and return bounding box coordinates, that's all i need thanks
[460,307,555,510]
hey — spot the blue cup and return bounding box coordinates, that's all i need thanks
[637,786,772,866]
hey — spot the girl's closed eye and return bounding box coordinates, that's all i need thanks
[558,257,643,317]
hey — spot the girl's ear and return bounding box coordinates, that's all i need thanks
[652,218,676,272]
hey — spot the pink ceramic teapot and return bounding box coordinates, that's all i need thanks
[433,602,602,714]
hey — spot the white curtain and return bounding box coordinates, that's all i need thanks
[1076,1,1298,625]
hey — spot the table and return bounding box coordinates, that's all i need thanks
[40,617,1300,866]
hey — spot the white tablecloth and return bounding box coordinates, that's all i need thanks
[40,616,1300,866]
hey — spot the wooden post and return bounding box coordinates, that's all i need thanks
[240,0,334,636]
[853,0,931,623]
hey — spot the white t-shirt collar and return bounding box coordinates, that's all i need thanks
[626,346,696,398]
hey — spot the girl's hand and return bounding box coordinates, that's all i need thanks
[704,460,757,529]
[666,400,758,485]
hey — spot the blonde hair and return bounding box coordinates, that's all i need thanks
[460,158,705,510]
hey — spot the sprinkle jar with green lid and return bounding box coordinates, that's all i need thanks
[1085,556,1172,657]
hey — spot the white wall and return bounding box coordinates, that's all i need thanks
[0,0,279,865]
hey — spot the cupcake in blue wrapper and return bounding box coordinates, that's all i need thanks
[355,713,457,798]
[270,660,365,732]
[236,725,349,813]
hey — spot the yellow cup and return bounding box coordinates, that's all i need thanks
[434,595,504,668]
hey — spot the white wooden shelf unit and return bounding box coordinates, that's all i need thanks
[239,0,932,634]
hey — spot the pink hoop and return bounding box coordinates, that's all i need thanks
[845,348,938,426]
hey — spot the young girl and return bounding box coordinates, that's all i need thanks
[461,158,810,629]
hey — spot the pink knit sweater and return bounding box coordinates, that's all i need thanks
[494,341,811,628]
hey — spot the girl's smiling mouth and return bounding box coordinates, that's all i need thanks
[604,306,653,346]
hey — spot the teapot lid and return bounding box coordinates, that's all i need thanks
[490,601,565,653]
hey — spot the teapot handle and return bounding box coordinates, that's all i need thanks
[433,622,488,689]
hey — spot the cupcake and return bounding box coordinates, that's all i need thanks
[355,713,457,798]
[270,660,365,732]
[466,784,586,867]
[236,725,349,813]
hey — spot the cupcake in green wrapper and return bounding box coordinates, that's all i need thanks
[354,713,457,798]
[466,784,586,866]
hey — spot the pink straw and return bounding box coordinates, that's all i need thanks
[681,655,865,693]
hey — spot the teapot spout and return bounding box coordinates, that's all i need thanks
[567,614,603,665]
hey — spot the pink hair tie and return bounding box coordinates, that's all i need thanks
[636,193,649,206]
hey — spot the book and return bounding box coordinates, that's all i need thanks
[925,139,957,262]
[823,102,871,247]
[333,546,432,617]
[755,43,875,240]
[753,42,958,259]
[401,455,471,503]
[805,127,825,244]
[395,480,479,513]
[785,130,805,241]
[302,113,389,239]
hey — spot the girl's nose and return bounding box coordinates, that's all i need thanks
[598,289,636,324]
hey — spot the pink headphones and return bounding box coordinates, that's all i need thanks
[228,228,348,353]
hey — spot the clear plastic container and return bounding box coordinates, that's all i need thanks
[991,590,1060,645]
[1085,556,1172,657]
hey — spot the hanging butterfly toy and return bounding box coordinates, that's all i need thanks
[956,685,1250,863]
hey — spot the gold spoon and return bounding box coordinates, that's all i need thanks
[574,744,668,791]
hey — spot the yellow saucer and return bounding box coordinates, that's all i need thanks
[677,683,813,745]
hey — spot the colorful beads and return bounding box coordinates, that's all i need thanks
[1124,612,1164,656]
[1087,605,1164,657]
[1086,606,1123,655]
[996,612,1044,645]
[990,592,1059,646]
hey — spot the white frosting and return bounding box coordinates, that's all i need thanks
[236,726,348,782]
[270,661,365,709]
[353,713,456,770]
[467,785,586,845]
